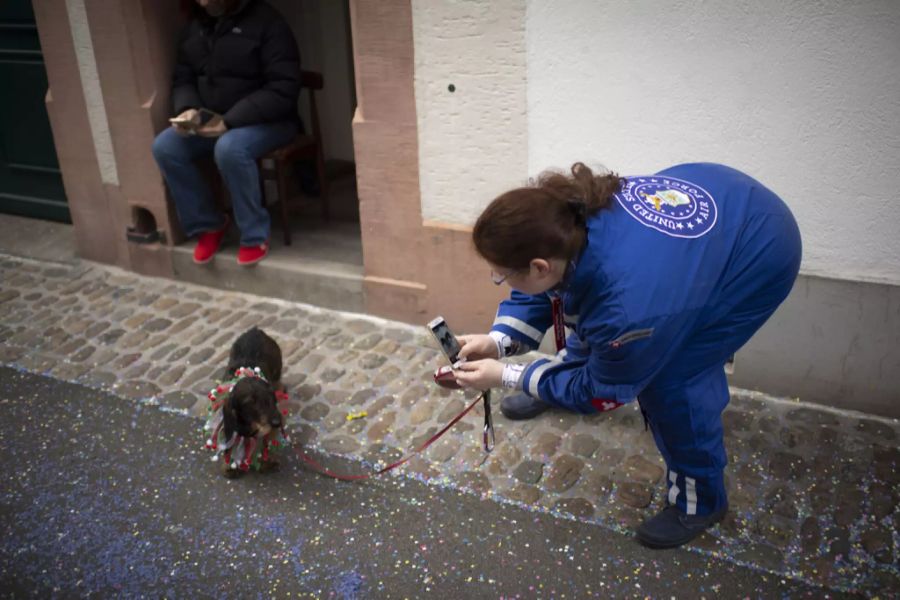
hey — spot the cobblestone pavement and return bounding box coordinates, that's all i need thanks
[1,253,898,596]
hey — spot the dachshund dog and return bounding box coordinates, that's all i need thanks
[214,327,286,477]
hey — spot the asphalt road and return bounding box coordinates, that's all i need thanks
[0,366,840,598]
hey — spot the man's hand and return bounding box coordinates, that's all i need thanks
[457,334,499,361]
[453,359,504,390]
[196,115,227,138]
[171,108,200,136]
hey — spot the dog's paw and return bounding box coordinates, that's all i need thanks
[222,464,244,478]
[259,459,281,474]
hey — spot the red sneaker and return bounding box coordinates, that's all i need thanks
[193,216,229,264]
[237,240,269,266]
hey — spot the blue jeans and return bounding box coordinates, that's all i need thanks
[152,122,297,245]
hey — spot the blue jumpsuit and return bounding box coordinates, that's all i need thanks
[491,163,801,516]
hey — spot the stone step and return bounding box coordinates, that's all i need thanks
[171,232,364,314]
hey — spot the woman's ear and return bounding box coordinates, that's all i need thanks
[530,258,552,276]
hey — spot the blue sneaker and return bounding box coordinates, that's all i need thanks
[500,392,550,420]
[636,505,728,549]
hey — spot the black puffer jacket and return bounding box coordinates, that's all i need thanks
[171,0,300,129]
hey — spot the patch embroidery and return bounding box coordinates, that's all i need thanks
[590,398,624,412]
[615,175,717,238]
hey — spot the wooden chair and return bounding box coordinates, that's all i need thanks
[258,70,329,246]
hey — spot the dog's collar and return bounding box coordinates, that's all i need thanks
[206,366,267,410]
[203,365,290,472]
[232,366,267,383]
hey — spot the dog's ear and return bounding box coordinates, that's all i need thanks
[222,392,238,443]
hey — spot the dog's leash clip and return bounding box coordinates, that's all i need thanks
[482,389,494,453]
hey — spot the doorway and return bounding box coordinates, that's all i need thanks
[263,0,360,266]
[168,0,363,311]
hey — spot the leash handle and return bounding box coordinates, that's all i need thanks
[482,389,494,452]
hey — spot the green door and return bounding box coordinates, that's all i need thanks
[0,0,69,222]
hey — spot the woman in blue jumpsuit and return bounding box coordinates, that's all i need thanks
[453,162,801,548]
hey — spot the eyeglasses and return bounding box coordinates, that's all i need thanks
[490,269,519,285]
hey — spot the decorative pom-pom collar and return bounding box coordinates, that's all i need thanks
[202,367,290,472]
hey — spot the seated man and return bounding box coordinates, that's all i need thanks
[152,0,300,266]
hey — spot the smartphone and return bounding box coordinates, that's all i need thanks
[169,108,218,129]
[196,108,218,125]
[427,316,462,364]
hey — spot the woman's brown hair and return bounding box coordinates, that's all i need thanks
[472,162,624,269]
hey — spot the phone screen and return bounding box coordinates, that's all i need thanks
[428,317,461,363]
[197,108,217,125]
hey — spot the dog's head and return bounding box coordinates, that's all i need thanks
[222,377,283,441]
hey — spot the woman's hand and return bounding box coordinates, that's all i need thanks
[457,334,499,361]
[171,108,200,136]
[453,359,504,390]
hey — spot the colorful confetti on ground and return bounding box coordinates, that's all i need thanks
[0,367,864,597]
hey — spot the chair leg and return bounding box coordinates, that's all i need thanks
[276,159,291,246]
[315,145,330,222]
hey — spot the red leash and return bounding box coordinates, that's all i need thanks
[290,391,488,481]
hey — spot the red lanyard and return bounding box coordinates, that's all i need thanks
[553,293,625,414]
[551,295,566,352]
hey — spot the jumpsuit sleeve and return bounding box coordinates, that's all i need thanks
[520,304,698,413]
[488,290,552,354]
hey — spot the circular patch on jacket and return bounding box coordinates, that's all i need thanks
[614,176,717,238]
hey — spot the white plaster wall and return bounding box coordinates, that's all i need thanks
[316,0,355,163]
[271,0,356,162]
[527,0,900,284]
[412,0,528,225]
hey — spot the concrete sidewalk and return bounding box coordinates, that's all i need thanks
[0,251,898,596]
